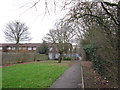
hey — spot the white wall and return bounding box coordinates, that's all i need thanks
[48,53,60,60]
[48,53,53,59]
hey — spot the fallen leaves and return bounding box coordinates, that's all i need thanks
[80,61,118,88]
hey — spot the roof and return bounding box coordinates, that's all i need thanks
[0,43,40,47]
[0,43,72,47]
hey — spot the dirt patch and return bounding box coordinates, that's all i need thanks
[80,61,118,88]
[80,61,92,67]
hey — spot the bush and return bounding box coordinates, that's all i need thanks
[36,40,49,55]
[83,44,97,61]
[17,61,24,63]
[63,57,72,60]
[91,49,118,83]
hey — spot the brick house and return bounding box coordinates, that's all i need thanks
[0,43,40,53]
[0,43,78,60]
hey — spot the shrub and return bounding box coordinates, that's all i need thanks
[63,57,72,60]
[91,49,118,83]
[17,61,24,63]
[83,44,97,61]
[36,40,49,55]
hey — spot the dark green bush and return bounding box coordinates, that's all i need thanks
[63,57,72,60]
[36,41,49,55]
[17,61,24,63]
[83,44,97,61]
[91,50,117,83]
[83,44,117,83]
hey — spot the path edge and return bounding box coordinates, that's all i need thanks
[81,66,85,89]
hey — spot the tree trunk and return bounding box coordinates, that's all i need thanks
[15,42,19,52]
[117,1,120,87]
[58,53,62,63]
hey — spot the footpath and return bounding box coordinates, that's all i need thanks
[50,60,84,88]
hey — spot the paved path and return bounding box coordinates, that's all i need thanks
[50,60,83,88]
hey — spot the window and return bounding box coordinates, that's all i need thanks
[0,47,2,50]
[19,47,22,50]
[12,47,15,50]
[23,47,26,50]
[8,47,11,50]
[33,47,36,50]
[28,47,32,50]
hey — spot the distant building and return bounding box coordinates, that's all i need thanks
[0,43,81,60]
[0,43,40,53]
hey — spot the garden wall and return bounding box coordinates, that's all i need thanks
[2,52,48,65]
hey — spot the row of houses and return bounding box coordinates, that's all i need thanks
[0,43,81,60]
[0,43,38,52]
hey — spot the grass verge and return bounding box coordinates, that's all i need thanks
[2,60,70,88]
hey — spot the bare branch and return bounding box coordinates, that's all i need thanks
[101,2,118,25]
[103,2,118,7]
[22,0,41,13]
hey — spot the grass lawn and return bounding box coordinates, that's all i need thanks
[2,60,70,88]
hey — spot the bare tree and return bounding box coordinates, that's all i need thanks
[43,29,58,43]
[43,20,74,63]
[4,21,32,51]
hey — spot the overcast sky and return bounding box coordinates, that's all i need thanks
[0,0,67,43]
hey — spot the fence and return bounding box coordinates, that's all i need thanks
[1,52,48,65]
